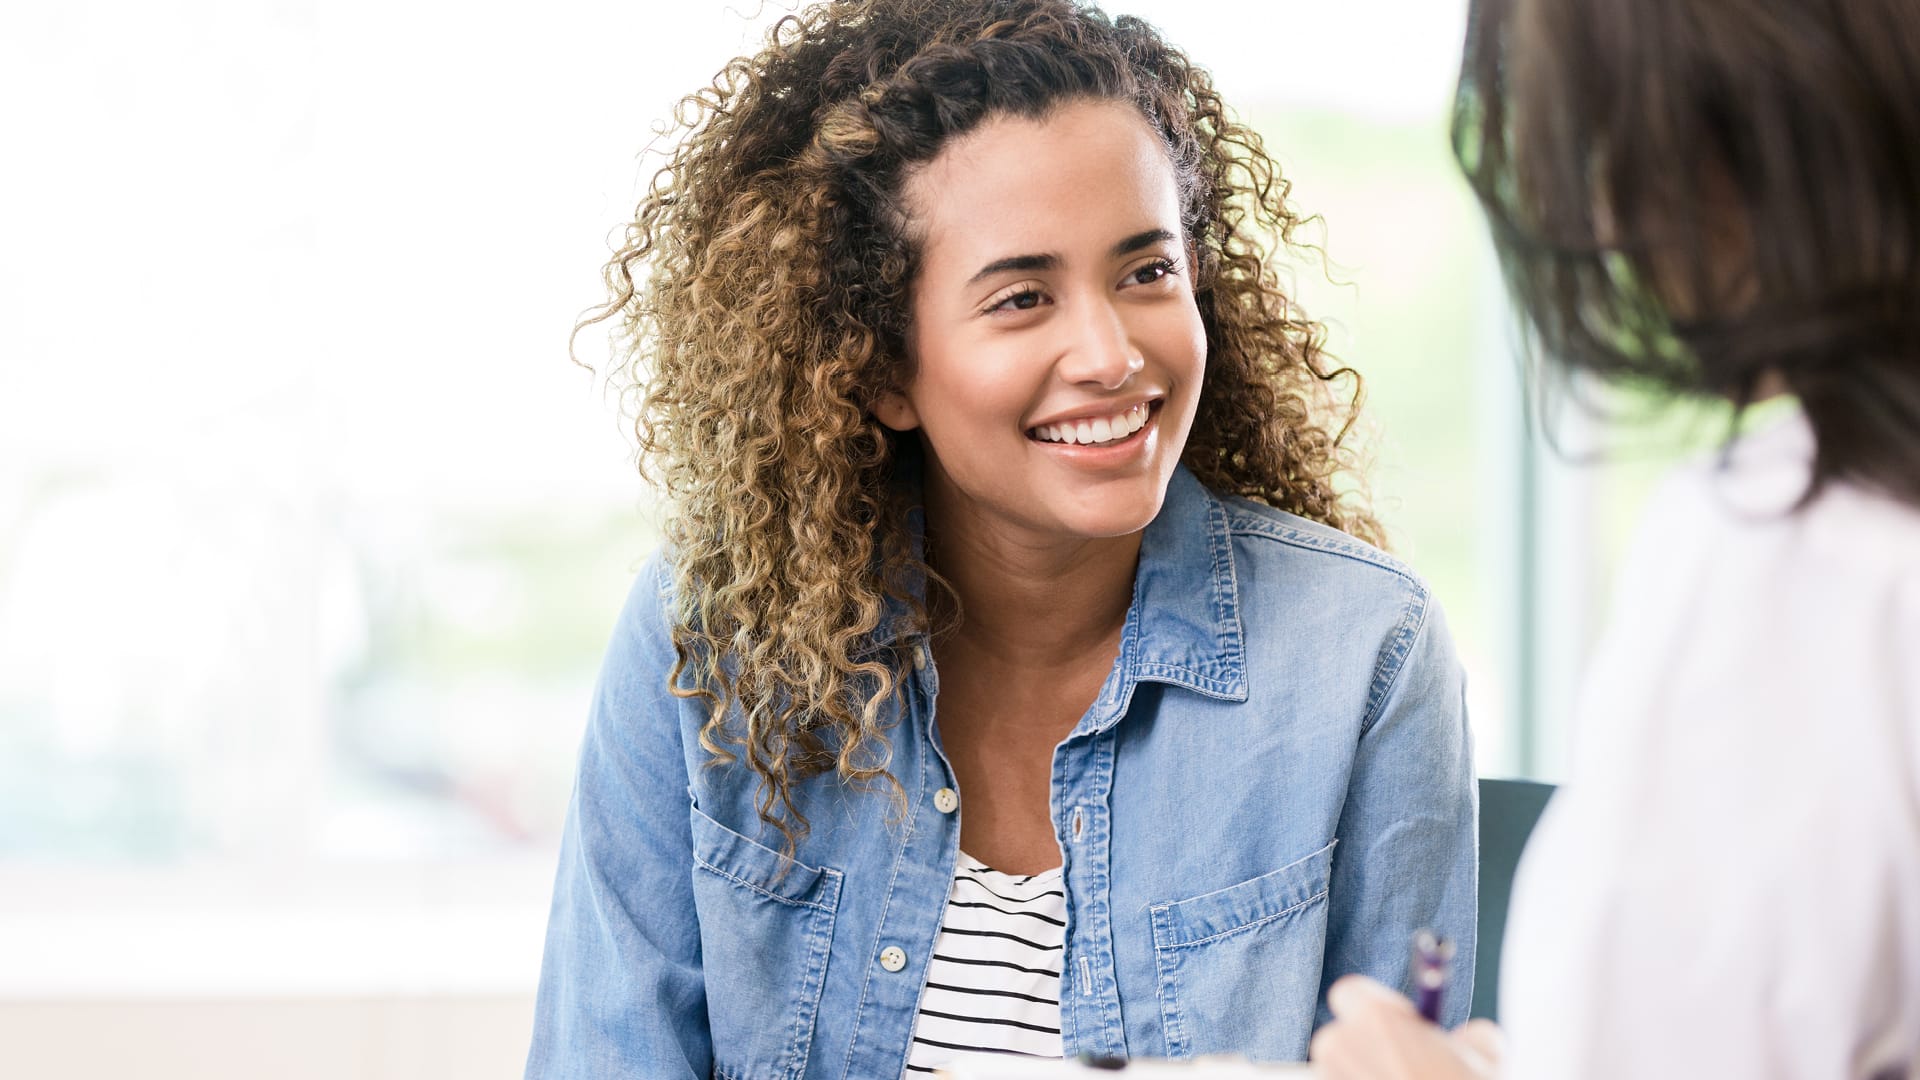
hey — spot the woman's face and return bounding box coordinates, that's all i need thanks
[876,98,1207,548]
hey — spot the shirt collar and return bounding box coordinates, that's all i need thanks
[872,460,1249,708]
[1114,464,1249,705]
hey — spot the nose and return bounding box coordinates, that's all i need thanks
[1056,297,1144,390]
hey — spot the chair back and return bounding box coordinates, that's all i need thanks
[1471,777,1556,1021]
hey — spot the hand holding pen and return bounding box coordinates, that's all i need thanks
[1308,931,1504,1080]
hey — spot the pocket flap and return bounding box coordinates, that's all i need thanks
[689,802,841,910]
[1150,839,1337,949]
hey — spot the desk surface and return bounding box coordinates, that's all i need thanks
[935,1055,1314,1078]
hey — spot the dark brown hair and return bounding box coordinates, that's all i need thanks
[585,0,1376,844]
[1455,0,1920,508]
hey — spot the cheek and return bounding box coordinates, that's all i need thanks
[914,348,1027,433]
[1156,302,1209,383]
[1150,304,1209,445]
[907,355,1033,499]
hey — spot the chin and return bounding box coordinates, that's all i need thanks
[1047,483,1171,540]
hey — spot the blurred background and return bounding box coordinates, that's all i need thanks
[0,0,1723,1075]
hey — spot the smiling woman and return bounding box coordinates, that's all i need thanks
[874,101,1206,561]
[524,2,1478,1077]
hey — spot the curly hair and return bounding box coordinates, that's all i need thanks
[584,0,1381,846]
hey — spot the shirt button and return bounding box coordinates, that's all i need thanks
[933,787,959,814]
[912,645,928,671]
[879,946,907,972]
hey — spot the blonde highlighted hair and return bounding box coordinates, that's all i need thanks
[584,0,1381,846]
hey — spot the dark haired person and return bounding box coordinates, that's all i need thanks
[1310,0,1920,1077]
[522,1,1479,1076]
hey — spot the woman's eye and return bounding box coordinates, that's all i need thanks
[984,286,1047,314]
[1127,259,1177,286]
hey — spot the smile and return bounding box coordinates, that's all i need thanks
[1027,401,1153,447]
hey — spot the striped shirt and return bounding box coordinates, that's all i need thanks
[904,852,1067,1074]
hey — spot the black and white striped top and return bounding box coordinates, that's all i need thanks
[904,852,1066,1075]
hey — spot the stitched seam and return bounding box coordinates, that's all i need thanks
[1359,589,1430,738]
[1089,737,1125,1051]
[1220,501,1396,556]
[1053,723,1080,1048]
[1147,840,1337,910]
[783,873,839,1080]
[1152,888,1330,950]
[1105,596,1143,724]
[1206,494,1244,667]
[690,802,833,876]
[837,691,925,1080]
[1225,514,1422,586]
[1132,663,1239,699]
[1149,905,1187,1058]
[693,857,834,911]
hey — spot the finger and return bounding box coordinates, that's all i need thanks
[1309,1023,1362,1080]
[1451,1019,1508,1064]
[1326,974,1417,1020]
[1309,1020,1349,1061]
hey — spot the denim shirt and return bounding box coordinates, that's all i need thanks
[526,466,1477,1080]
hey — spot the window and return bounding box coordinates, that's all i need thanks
[1,0,1666,995]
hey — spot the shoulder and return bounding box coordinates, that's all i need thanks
[1209,494,1458,730]
[1215,493,1432,618]
[606,548,677,637]
[618,547,678,618]
[596,547,685,692]
[1661,405,1920,564]
[1632,411,1920,616]
[1799,479,1920,585]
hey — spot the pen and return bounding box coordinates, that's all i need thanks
[1411,929,1454,1024]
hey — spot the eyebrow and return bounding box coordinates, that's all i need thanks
[963,228,1179,287]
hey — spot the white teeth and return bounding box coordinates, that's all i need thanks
[1030,403,1153,444]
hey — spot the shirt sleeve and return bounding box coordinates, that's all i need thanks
[1317,594,1479,1028]
[524,560,712,1080]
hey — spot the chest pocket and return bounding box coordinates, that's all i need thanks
[690,803,843,1080]
[1148,839,1336,1061]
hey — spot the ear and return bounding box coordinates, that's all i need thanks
[871,390,921,432]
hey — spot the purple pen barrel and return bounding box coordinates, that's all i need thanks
[1411,930,1454,1024]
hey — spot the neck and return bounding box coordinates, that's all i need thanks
[923,505,1141,674]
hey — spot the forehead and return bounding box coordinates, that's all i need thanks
[901,98,1182,272]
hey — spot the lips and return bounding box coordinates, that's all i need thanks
[1028,401,1154,446]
